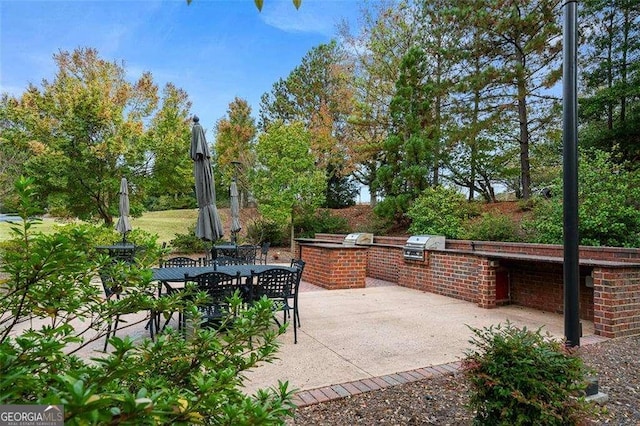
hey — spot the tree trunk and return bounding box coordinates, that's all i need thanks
[620,8,630,123]
[606,13,614,131]
[516,49,531,200]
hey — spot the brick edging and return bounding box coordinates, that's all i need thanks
[291,335,610,408]
[291,360,464,408]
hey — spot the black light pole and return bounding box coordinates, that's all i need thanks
[563,0,580,347]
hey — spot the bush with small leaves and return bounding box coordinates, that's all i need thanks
[463,322,592,426]
[406,187,472,239]
[0,177,294,424]
[246,219,286,246]
[169,223,209,253]
[294,209,350,238]
[461,213,522,242]
[527,149,640,247]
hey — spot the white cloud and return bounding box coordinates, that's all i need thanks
[259,0,347,36]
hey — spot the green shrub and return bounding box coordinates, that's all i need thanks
[0,177,294,424]
[169,224,209,253]
[527,150,640,247]
[373,193,413,227]
[294,209,350,238]
[463,322,591,425]
[406,187,470,238]
[461,213,521,242]
[246,219,286,246]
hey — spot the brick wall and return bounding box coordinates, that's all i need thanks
[593,267,640,338]
[508,262,594,320]
[398,252,482,304]
[366,246,402,283]
[299,244,368,289]
[297,235,640,338]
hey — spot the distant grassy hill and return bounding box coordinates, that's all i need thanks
[0,208,246,244]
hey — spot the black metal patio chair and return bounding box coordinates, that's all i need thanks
[251,267,300,343]
[186,271,243,329]
[289,258,306,328]
[99,260,155,351]
[157,256,201,331]
[257,242,271,264]
[237,244,258,265]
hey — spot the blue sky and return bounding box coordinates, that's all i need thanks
[1,0,365,132]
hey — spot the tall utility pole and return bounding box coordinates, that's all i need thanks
[563,0,580,347]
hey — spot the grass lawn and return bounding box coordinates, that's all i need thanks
[0,209,199,244]
[131,209,199,243]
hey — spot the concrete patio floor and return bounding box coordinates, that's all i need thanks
[55,276,604,402]
[242,278,601,395]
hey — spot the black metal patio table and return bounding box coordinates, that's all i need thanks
[151,264,296,331]
[151,264,294,283]
[96,242,136,260]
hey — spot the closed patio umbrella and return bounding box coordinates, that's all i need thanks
[230,179,242,243]
[115,177,132,243]
[190,116,224,242]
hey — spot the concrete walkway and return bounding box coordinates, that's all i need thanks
[44,276,606,408]
[242,278,607,406]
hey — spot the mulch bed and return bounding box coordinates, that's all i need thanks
[288,335,640,425]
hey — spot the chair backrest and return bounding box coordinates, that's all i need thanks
[258,242,271,264]
[99,266,124,299]
[189,271,241,303]
[111,247,136,264]
[215,255,248,266]
[237,245,258,264]
[162,256,200,268]
[251,268,297,300]
[290,258,306,273]
[261,242,271,255]
[212,244,237,259]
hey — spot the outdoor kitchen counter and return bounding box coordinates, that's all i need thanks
[297,240,369,289]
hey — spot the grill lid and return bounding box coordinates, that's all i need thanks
[343,233,374,246]
[403,235,445,250]
[403,235,445,260]
[405,235,431,248]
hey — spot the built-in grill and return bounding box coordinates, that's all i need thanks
[403,235,446,261]
[343,232,374,246]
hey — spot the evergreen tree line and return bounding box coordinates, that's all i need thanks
[0,0,638,232]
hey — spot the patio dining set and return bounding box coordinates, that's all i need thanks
[96,241,305,353]
[96,117,297,352]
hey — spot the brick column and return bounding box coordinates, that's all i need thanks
[592,266,640,338]
[300,244,368,289]
[477,258,497,309]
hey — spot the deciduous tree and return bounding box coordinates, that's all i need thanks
[214,97,257,207]
[8,47,159,224]
[259,41,356,207]
[251,121,326,251]
[146,83,194,209]
[339,0,424,206]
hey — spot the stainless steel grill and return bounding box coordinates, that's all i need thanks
[343,233,374,246]
[403,235,445,260]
